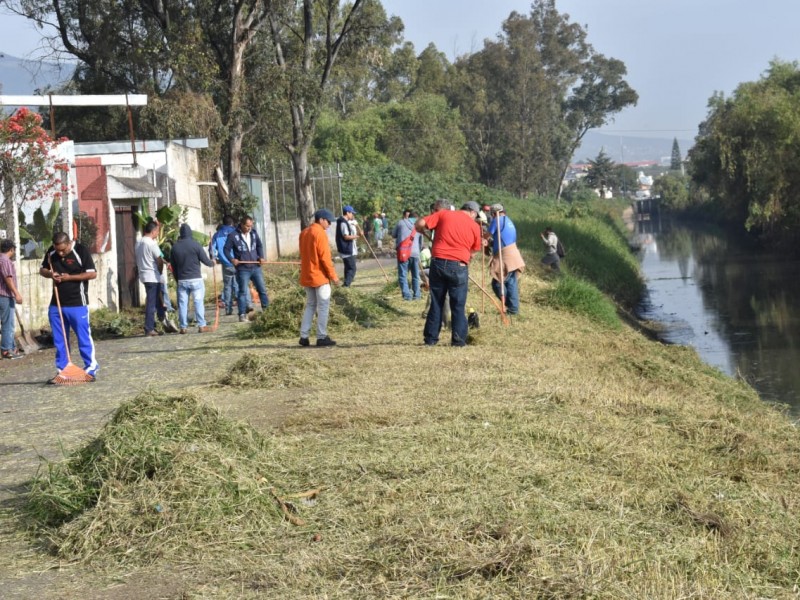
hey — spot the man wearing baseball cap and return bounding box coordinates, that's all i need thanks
[299,209,340,347]
[415,200,482,346]
[335,205,359,287]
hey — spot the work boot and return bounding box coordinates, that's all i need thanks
[299,337,310,347]
[198,326,211,333]
[316,336,336,347]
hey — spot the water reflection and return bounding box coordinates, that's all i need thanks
[635,217,800,418]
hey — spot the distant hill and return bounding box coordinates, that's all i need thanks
[0,53,72,95]
[574,130,695,164]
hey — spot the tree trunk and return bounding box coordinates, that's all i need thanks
[290,147,315,230]
[227,25,248,208]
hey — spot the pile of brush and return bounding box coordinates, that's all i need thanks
[25,391,298,565]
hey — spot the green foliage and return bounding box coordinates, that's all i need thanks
[653,173,690,212]
[540,274,621,329]
[339,162,544,222]
[90,307,141,339]
[19,201,60,256]
[585,150,616,197]
[689,59,800,244]
[314,94,467,175]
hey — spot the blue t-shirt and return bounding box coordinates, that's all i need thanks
[488,215,517,253]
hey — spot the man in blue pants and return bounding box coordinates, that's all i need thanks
[39,232,99,382]
[224,215,269,322]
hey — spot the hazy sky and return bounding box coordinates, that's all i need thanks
[2,0,799,140]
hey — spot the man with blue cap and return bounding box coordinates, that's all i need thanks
[299,208,340,347]
[335,204,359,287]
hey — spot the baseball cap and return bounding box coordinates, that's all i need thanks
[314,208,335,222]
[343,205,357,214]
[461,201,480,213]
[491,203,505,213]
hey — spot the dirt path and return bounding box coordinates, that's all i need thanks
[0,256,399,599]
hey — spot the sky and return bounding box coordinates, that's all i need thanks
[2,0,799,141]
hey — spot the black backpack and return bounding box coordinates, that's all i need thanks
[556,239,566,258]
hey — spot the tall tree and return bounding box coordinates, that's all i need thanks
[447,0,636,198]
[558,53,638,199]
[264,0,394,228]
[671,137,682,171]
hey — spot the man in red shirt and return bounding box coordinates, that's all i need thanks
[415,201,482,346]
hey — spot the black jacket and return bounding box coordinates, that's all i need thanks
[170,224,213,280]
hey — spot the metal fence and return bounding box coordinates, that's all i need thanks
[259,161,344,222]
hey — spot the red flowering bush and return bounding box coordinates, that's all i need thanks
[0,108,70,217]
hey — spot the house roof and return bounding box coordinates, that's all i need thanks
[107,175,162,200]
[74,138,208,156]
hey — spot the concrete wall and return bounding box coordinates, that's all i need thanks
[16,251,117,330]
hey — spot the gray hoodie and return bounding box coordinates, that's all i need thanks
[170,224,213,280]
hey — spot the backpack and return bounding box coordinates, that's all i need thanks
[396,230,416,263]
[556,239,566,258]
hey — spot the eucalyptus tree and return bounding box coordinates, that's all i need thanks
[447,0,636,198]
[263,0,396,228]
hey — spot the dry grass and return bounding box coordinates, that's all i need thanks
[13,263,800,598]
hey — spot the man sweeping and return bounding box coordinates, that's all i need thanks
[39,232,98,383]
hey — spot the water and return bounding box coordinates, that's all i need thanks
[635,217,800,418]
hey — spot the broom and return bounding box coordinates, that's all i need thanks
[48,257,95,385]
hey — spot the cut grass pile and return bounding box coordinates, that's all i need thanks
[24,391,292,566]
[219,351,337,388]
[241,268,401,339]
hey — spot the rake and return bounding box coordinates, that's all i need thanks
[48,258,94,385]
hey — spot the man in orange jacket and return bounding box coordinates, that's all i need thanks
[299,209,340,347]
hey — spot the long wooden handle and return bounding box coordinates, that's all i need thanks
[48,255,72,363]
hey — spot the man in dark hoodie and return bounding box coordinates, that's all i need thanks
[170,224,215,333]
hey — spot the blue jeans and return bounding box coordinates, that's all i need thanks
[491,270,519,315]
[342,256,357,287]
[236,268,269,315]
[0,295,16,352]
[159,279,174,312]
[49,304,98,376]
[144,282,166,334]
[397,257,421,300]
[424,258,469,346]
[177,278,207,328]
[222,264,238,312]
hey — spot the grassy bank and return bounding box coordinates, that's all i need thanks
[12,224,800,598]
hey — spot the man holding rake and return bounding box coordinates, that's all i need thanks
[39,232,99,384]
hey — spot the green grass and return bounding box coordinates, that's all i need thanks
[540,273,622,329]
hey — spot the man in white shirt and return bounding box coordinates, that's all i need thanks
[135,221,167,336]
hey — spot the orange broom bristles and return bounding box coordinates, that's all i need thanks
[50,362,95,385]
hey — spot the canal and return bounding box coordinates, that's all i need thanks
[635,216,800,419]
